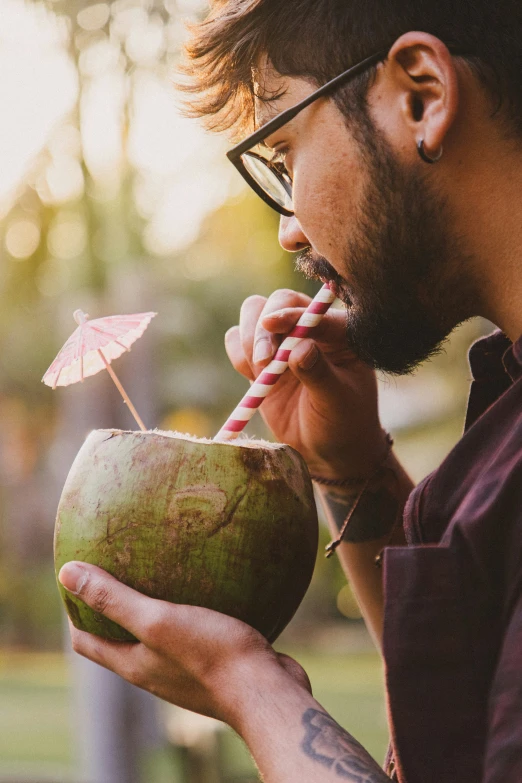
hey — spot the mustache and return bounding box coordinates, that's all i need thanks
[295,248,340,283]
[295,249,351,303]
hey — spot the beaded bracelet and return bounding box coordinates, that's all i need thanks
[310,433,394,558]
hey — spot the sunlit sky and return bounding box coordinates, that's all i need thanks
[0,0,235,254]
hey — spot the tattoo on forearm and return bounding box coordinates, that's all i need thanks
[322,468,400,543]
[301,709,390,781]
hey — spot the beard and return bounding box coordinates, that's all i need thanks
[296,120,476,375]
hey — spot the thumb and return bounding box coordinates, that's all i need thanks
[287,339,342,396]
[59,561,152,640]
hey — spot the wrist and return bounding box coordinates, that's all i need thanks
[318,448,411,552]
[307,428,392,483]
[220,653,313,738]
[310,432,394,487]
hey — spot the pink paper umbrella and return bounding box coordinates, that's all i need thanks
[42,310,157,431]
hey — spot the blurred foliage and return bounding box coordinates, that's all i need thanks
[0,0,326,648]
[0,0,486,651]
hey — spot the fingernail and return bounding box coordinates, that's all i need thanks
[262,310,284,321]
[59,562,89,595]
[254,338,273,364]
[298,344,319,371]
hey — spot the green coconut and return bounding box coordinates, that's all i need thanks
[54,429,318,643]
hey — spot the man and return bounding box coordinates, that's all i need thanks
[58,1,522,780]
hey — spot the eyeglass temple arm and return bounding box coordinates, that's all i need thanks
[227,43,466,160]
[228,50,387,159]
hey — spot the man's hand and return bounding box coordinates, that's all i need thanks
[60,561,389,783]
[226,290,412,649]
[59,561,311,728]
[225,289,387,480]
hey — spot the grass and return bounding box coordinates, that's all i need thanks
[0,647,388,781]
[0,652,72,780]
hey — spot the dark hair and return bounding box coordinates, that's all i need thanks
[179,0,522,138]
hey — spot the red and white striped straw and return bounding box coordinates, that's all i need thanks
[214,283,336,441]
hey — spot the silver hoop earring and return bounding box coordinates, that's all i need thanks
[417,139,443,164]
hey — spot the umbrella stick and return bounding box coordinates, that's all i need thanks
[97,349,147,432]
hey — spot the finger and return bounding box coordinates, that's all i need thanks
[225,326,255,381]
[286,338,350,402]
[238,295,268,374]
[59,562,164,642]
[68,619,143,681]
[252,290,312,368]
[260,307,306,334]
[262,306,350,348]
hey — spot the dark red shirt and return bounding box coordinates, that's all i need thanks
[383,330,522,783]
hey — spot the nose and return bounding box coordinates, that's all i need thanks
[278,215,310,253]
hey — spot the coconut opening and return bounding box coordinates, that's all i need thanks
[96,428,285,450]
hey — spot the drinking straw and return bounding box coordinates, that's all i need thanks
[214,283,336,441]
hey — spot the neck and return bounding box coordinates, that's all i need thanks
[451,136,522,342]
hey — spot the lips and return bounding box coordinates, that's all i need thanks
[319,278,346,302]
[296,250,350,301]
[323,279,341,299]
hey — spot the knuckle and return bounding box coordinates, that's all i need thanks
[270,288,296,306]
[89,583,113,615]
[141,605,169,647]
[124,662,142,688]
[238,360,255,382]
[241,294,266,313]
[71,634,83,655]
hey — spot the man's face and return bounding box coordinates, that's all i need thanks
[257,68,475,374]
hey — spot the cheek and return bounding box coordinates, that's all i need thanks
[293,147,363,255]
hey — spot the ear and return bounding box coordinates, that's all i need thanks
[385,32,459,159]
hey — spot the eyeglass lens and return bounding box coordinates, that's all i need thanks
[241,150,293,212]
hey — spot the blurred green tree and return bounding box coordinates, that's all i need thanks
[0,0,485,650]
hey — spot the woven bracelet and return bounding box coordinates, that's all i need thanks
[309,433,394,488]
[310,433,394,558]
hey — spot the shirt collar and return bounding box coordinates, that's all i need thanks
[504,335,522,382]
[468,329,522,384]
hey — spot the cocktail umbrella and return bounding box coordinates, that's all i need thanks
[43,310,156,431]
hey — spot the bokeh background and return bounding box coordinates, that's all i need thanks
[0,1,489,781]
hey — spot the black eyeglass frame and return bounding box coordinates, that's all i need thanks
[226,44,464,216]
[226,50,387,216]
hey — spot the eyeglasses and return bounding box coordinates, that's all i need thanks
[227,44,465,216]
[226,49,387,216]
